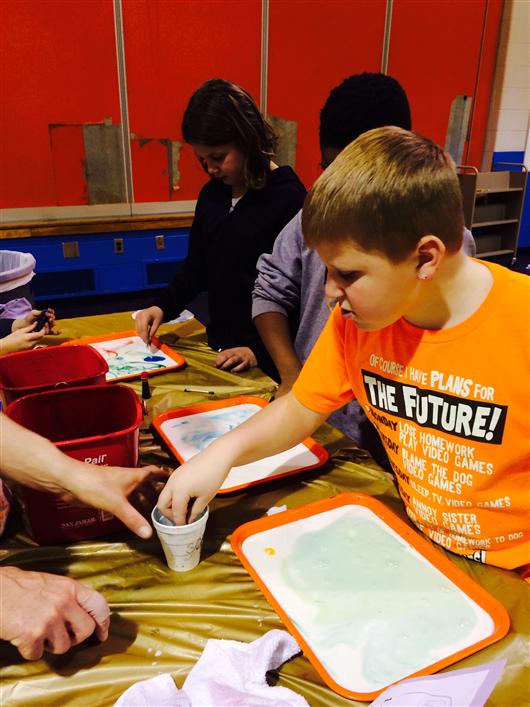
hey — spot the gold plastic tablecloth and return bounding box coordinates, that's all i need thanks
[1,313,529,706]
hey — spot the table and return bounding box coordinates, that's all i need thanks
[1,312,529,706]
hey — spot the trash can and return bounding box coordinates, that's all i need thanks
[0,250,36,306]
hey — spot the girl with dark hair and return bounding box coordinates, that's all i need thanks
[136,78,305,374]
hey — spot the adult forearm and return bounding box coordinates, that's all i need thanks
[0,415,77,494]
[254,312,302,382]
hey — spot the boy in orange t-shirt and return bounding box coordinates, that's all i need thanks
[157,127,530,572]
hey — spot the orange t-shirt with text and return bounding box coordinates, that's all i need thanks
[293,260,530,570]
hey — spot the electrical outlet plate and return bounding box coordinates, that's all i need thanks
[155,234,165,250]
[62,241,80,258]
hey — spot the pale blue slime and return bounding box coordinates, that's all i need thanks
[281,516,478,686]
[175,409,252,450]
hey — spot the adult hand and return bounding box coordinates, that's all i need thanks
[215,346,257,373]
[0,566,110,660]
[0,324,45,355]
[135,306,164,345]
[64,464,166,539]
[0,416,164,539]
[157,452,230,525]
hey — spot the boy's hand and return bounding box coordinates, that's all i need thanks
[0,324,45,355]
[215,346,257,372]
[156,394,326,526]
[135,306,164,345]
[157,452,230,525]
[0,566,110,660]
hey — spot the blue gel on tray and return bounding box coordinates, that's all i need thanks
[144,355,165,362]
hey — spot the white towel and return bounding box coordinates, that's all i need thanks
[115,629,309,707]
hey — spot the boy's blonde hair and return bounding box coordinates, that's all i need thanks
[302,126,464,262]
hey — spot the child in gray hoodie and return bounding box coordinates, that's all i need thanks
[252,73,475,465]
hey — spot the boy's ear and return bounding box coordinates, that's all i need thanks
[415,235,445,281]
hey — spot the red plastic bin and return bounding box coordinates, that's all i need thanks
[6,384,142,544]
[0,344,108,406]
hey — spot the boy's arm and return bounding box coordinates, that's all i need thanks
[157,392,327,524]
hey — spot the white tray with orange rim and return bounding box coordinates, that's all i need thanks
[65,330,186,382]
[231,493,510,701]
[152,395,328,494]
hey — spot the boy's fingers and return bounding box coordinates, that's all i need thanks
[170,495,190,526]
[188,498,207,524]
[157,482,189,526]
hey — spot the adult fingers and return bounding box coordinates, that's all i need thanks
[75,584,110,642]
[42,618,76,655]
[60,602,97,648]
[111,497,152,538]
[16,634,46,661]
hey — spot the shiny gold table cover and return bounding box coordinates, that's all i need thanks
[1,313,529,707]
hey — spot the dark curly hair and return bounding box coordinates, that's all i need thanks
[319,72,411,151]
[182,78,277,190]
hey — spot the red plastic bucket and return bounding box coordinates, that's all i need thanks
[0,344,108,406]
[6,384,142,544]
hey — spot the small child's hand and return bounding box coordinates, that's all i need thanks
[215,346,257,373]
[157,452,230,525]
[12,309,57,335]
[0,324,45,355]
[135,306,164,345]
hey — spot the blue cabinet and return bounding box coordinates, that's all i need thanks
[4,228,190,301]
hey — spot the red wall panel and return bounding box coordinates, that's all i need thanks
[267,0,387,188]
[122,0,262,203]
[466,0,504,168]
[49,125,87,205]
[0,0,120,208]
[0,0,502,211]
[387,0,491,160]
